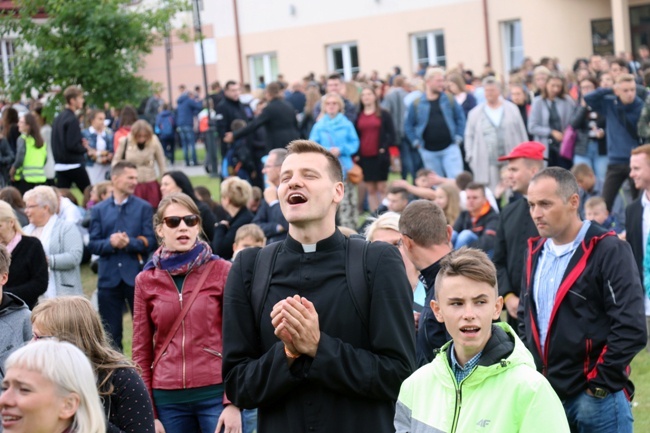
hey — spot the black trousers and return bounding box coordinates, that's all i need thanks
[55,166,91,192]
[602,163,639,212]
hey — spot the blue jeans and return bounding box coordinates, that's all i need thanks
[242,408,257,433]
[401,137,423,180]
[574,140,608,183]
[563,390,633,433]
[156,397,224,433]
[453,229,478,249]
[418,144,463,179]
[177,125,198,165]
[97,281,134,352]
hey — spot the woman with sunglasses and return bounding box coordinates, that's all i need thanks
[132,193,241,433]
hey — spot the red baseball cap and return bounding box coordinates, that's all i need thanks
[497,141,546,162]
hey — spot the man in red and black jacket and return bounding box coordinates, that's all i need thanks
[452,182,498,256]
[518,167,646,433]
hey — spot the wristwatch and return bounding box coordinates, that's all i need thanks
[590,387,609,399]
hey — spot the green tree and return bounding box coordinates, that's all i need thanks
[0,0,187,112]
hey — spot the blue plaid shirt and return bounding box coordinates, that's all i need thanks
[533,220,591,354]
[450,345,482,384]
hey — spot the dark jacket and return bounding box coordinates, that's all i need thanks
[198,200,217,242]
[222,231,416,433]
[416,259,451,366]
[0,292,31,379]
[216,97,251,139]
[453,206,499,252]
[88,195,156,288]
[286,90,306,113]
[460,92,477,118]
[584,88,643,164]
[4,235,48,310]
[51,108,86,165]
[625,198,643,284]
[133,258,232,418]
[211,207,254,260]
[233,98,300,152]
[252,200,288,244]
[175,93,202,127]
[569,105,607,156]
[103,367,156,433]
[493,197,538,298]
[354,109,396,157]
[517,224,647,400]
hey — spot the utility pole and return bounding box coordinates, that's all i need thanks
[193,0,218,177]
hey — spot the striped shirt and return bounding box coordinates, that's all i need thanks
[533,220,591,354]
[450,345,482,384]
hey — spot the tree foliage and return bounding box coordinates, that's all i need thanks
[0,0,187,112]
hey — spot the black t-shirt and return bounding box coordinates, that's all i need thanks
[422,98,452,151]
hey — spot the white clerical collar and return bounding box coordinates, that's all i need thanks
[302,243,317,253]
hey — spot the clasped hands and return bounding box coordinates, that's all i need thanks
[271,295,320,358]
[109,231,130,249]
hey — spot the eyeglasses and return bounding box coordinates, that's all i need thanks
[162,215,200,228]
[396,238,403,247]
[32,333,55,341]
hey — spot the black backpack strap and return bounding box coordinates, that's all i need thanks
[250,241,283,329]
[346,235,370,333]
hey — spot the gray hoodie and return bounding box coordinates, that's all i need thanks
[0,292,31,380]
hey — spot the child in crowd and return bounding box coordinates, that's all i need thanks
[0,243,32,380]
[232,224,266,260]
[585,196,622,234]
[395,247,569,433]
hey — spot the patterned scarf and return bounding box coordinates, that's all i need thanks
[151,240,214,276]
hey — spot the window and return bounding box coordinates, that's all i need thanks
[410,31,446,69]
[248,53,278,90]
[501,20,524,73]
[0,40,15,84]
[327,42,359,81]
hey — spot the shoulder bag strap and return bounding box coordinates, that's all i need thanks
[346,236,370,333]
[251,241,283,329]
[152,260,215,370]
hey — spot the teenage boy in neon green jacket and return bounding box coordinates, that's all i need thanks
[395,247,569,433]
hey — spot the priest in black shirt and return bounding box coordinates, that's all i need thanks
[223,140,416,433]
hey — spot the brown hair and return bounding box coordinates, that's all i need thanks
[94,181,113,201]
[111,160,137,177]
[465,182,486,195]
[22,113,44,148]
[2,107,17,139]
[542,73,567,99]
[438,184,461,225]
[631,143,650,160]
[154,193,201,228]
[359,85,381,117]
[447,73,466,95]
[399,199,448,247]
[118,105,138,128]
[31,296,134,396]
[87,109,104,124]
[234,223,266,244]
[0,186,25,208]
[434,247,497,297]
[570,163,594,179]
[220,177,252,208]
[63,85,83,104]
[129,119,154,143]
[286,139,343,182]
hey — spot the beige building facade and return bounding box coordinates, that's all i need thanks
[139,0,650,103]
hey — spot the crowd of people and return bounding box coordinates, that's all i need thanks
[0,49,648,433]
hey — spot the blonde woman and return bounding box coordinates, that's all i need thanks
[112,119,166,209]
[31,297,156,433]
[212,177,253,260]
[0,200,48,309]
[1,340,106,433]
[434,184,461,225]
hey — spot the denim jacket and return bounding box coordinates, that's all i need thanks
[82,127,114,167]
[404,93,466,149]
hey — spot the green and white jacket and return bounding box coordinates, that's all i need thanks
[395,323,570,433]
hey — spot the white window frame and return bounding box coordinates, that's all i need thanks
[410,31,445,70]
[326,42,359,81]
[501,20,524,74]
[248,52,277,90]
[0,40,15,84]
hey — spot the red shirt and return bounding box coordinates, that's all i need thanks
[356,112,382,157]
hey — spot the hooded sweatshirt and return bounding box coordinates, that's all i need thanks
[395,323,569,433]
[0,292,31,379]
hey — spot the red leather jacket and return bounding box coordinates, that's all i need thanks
[132,258,232,402]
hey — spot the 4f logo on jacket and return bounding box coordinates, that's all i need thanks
[476,419,491,427]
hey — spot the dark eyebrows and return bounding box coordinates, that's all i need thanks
[446,294,490,302]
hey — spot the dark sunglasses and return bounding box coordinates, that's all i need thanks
[163,215,200,228]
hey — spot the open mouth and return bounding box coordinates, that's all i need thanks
[460,326,480,336]
[287,192,308,205]
[177,235,190,241]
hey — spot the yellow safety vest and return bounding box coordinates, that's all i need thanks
[15,134,47,183]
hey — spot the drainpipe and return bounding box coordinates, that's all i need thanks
[233,0,244,85]
[482,0,492,67]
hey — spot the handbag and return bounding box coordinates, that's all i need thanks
[151,260,215,370]
[347,163,364,184]
[559,125,578,160]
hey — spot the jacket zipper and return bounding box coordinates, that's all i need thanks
[450,386,463,433]
[168,271,191,390]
